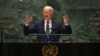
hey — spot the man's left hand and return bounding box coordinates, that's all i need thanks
[63,15,69,24]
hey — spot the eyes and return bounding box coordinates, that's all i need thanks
[44,11,50,14]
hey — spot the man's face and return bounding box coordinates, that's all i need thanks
[43,9,53,21]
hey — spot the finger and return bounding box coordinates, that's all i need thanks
[25,15,28,18]
[63,15,67,19]
[26,15,31,19]
[30,17,33,21]
[63,16,67,22]
[65,15,68,17]
[63,16,65,18]
[65,15,69,21]
[24,18,28,22]
[65,16,68,19]
[30,17,32,19]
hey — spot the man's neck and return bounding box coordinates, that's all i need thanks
[45,19,52,22]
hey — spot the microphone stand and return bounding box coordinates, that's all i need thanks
[46,28,72,43]
[0,26,4,43]
[50,28,64,43]
[47,28,51,43]
[0,28,4,56]
[50,28,56,38]
[46,28,54,43]
[1,31,4,43]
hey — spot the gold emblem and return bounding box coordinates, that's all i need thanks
[42,44,58,56]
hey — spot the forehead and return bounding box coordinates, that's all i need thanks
[43,6,53,11]
[43,9,51,12]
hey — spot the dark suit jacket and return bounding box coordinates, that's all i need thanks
[24,20,72,43]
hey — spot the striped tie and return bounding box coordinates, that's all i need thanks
[46,21,50,34]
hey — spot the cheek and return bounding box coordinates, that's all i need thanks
[48,15,51,18]
[44,13,48,16]
[43,13,52,18]
[48,13,52,16]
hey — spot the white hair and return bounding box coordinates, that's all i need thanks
[43,6,54,14]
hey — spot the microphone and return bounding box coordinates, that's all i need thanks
[46,28,52,38]
[49,28,56,38]
[49,28,52,33]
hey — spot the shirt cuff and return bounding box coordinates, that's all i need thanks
[64,24,69,26]
[25,23,29,26]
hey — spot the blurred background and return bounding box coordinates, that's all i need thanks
[0,0,100,43]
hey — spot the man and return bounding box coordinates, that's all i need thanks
[24,6,72,43]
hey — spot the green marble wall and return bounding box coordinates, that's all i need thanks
[0,0,100,43]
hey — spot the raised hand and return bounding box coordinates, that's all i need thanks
[24,15,32,24]
[63,15,70,24]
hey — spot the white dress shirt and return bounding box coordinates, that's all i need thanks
[25,20,69,33]
[44,20,52,33]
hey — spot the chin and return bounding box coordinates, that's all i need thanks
[45,18,50,20]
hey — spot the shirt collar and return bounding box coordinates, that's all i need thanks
[45,20,52,23]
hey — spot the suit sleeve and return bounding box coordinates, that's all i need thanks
[61,24,72,34]
[23,24,37,36]
[65,25,72,34]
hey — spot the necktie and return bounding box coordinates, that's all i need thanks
[46,21,50,34]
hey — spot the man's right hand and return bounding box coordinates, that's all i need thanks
[24,15,32,24]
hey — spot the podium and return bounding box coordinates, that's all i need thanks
[28,34,72,43]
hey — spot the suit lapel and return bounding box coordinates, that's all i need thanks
[52,20,57,28]
[51,20,56,34]
[40,20,57,34]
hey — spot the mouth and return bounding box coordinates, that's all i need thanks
[45,15,48,18]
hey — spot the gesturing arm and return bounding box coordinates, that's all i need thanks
[62,15,72,34]
[23,15,37,35]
